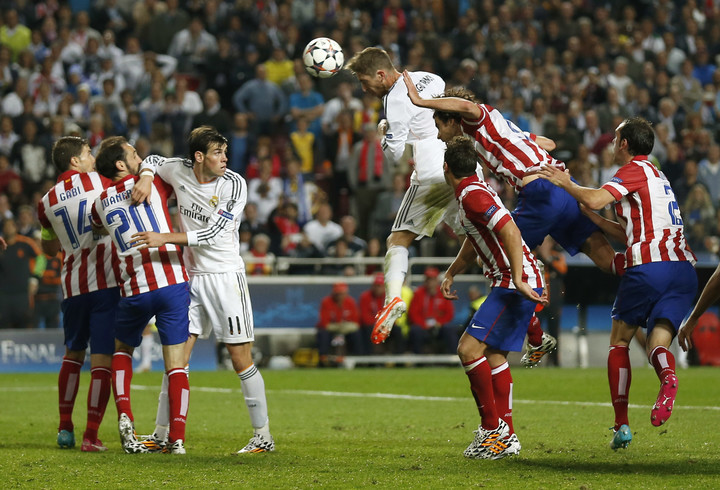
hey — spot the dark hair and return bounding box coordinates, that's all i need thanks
[95,136,128,179]
[618,117,654,156]
[51,136,87,172]
[433,87,480,124]
[444,136,477,178]
[188,125,228,162]
[346,47,395,76]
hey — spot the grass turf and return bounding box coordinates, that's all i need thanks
[1,367,719,488]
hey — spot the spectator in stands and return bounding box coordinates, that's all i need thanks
[146,0,190,55]
[192,88,232,137]
[168,16,218,73]
[228,112,251,175]
[328,215,367,257]
[248,157,283,226]
[289,116,316,176]
[10,119,53,194]
[698,143,720,207]
[0,8,31,61]
[303,202,343,254]
[242,233,275,276]
[268,201,302,256]
[407,267,455,354]
[683,183,716,251]
[321,81,363,134]
[232,63,288,138]
[316,282,361,365]
[370,172,407,240]
[0,115,19,157]
[34,245,62,329]
[265,46,294,88]
[288,72,325,140]
[0,218,43,329]
[282,156,318,226]
[2,76,28,118]
[0,154,21,194]
[324,110,361,215]
[205,35,241,110]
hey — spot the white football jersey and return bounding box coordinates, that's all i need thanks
[140,156,246,274]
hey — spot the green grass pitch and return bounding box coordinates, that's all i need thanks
[1,367,719,488]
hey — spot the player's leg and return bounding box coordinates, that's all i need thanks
[646,322,678,427]
[57,348,84,448]
[486,350,521,458]
[579,231,616,274]
[229,342,275,454]
[161,342,189,454]
[608,318,637,450]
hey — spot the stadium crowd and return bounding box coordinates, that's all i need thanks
[1,0,720,330]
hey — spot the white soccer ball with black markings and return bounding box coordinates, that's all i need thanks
[303,37,344,78]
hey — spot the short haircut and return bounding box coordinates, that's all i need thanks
[433,87,480,124]
[51,136,87,172]
[95,136,128,179]
[618,117,655,156]
[346,47,395,76]
[188,126,227,162]
[444,136,477,178]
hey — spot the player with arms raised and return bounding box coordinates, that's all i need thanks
[537,117,697,450]
[37,136,120,452]
[130,126,274,454]
[91,136,190,454]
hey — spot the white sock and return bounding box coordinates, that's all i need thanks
[384,245,409,300]
[154,373,169,439]
[237,364,270,436]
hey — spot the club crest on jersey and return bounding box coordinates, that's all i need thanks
[209,195,219,207]
[217,209,234,220]
[485,205,498,216]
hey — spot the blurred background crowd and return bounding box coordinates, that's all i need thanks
[1,0,720,330]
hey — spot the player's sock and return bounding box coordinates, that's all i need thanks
[153,373,170,441]
[491,362,514,434]
[526,314,543,347]
[58,356,83,432]
[167,368,189,443]
[649,346,676,381]
[608,345,631,430]
[237,364,270,436]
[384,245,409,300]
[83,366,111,442]
[112,351,134,420]
[463,357,499,430]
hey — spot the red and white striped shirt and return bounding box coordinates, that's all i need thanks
[456,175,544,289]
[601,156,696,267]
[461,104,562,191]
[37,171,120,298]
[91,175,188,297]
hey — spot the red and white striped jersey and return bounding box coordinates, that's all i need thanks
[461,104,563,191]
[456,175,544,289]
[601,156,696,267]
[91,175,188,297]
[37,170,120,298]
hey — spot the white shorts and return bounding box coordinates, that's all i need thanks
[391,182,461,238]
[188,271,254,344]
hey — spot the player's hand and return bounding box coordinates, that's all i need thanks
[535,165,571,187]
[377,119,388,136]
[441,275,458,300]
[0,236,6,251]
[535,135,556,152]
[131,173,154,205]
[402,70,422,106]
[678,318,697,352]
[130,231,164,249]
[516,282,546,305]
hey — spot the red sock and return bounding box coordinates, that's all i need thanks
[83,367,111,442]
[58,357,83,432]
[526,314,543,347]
[491,362,514,434]
[649,346,676,381]
[463,357,498,430]
[608,345,631,430]
[167,368,189,443]
[112,352,134,421]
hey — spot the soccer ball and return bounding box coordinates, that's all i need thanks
[303,37,344,79]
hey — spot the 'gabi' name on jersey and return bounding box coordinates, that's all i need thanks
[58,186,82,201]
[101,189,132,207]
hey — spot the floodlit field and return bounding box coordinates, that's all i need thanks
[1,367,719,488]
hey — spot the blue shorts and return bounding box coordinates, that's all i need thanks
[465,287,543,352]
[612,261,697,334]
[513,177,599,253]
[115,283,190,347]
[61,288,120,354]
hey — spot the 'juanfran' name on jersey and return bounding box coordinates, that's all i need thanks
[179,202,210,223]
[102,188,131,207]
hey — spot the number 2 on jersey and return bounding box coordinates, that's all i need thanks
[106,202,161,252]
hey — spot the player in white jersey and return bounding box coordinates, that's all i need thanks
[92,136,190,454]
[537,117,697,450]
[37,136,120,452]
[440,136,545,459]
[129,126,274,454]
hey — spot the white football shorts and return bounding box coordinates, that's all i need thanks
[188,271,254,344]
[391,182,461,238]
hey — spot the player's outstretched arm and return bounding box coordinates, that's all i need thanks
[131,171,155,205]
[130,231,188,249]
[578,203,626,244]
[679,262,720,351]
[536,166,615,210]
[442,238,476,300]
[498,221,546,305]
[534,135,556,152]
[401,70,481,120]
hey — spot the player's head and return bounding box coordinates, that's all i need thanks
[188,126,228,178]
[613,117,654,162]
[346,47,396,98]
[443,136,477,182]
[95,136,142,180]
[432,88,479,142]
[51,136,94,173]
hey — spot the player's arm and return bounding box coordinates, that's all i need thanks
[40,226,61,256]
[90,199,110,235]
[442,238,477,300]
[536,165,615,210]
[533,135,556,152]
[402,70,482,120]
[496,220,545,305]
[679,262,720,351]
[131,155,167,204]
[578,203,627,244]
